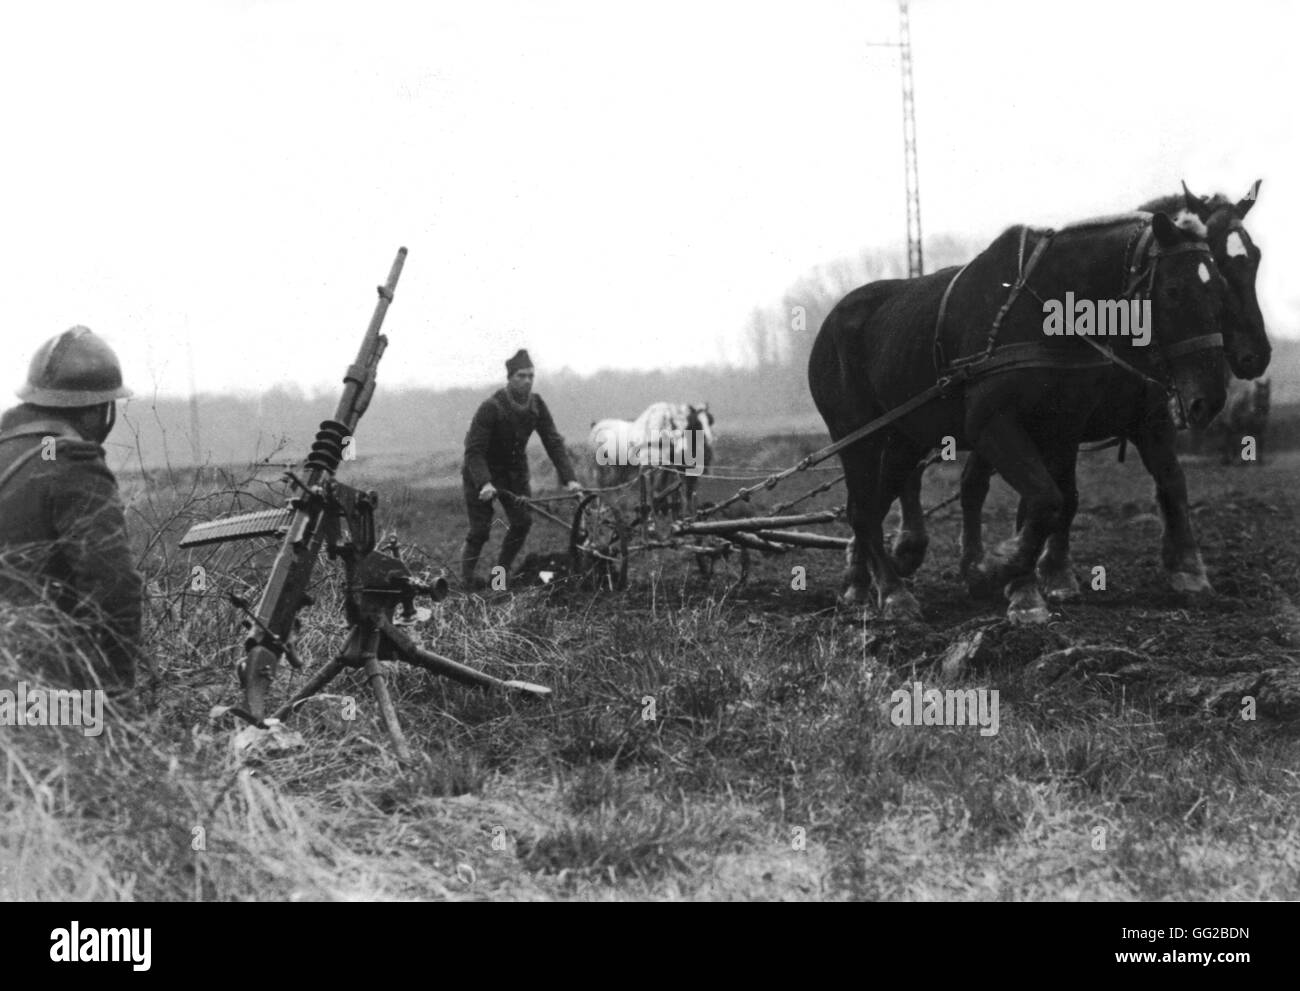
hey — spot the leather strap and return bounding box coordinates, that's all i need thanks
[0,419,82,444]
[1162,332,1224,360]
[979,227,1054,358]
[933,263,971,372]
[0,445,47,495]
[0,420,81,495]
[946,340,1113,378]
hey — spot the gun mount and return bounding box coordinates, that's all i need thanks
[178,248,550,758]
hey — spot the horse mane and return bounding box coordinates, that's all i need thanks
[1135,191,1243,239]
[1056,211,1152,234]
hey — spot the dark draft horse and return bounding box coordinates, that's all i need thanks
[950,183,1267,601]
[809,210,1230,623]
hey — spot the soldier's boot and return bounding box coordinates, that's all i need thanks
[459,539,488,592]
[495,526,531,588]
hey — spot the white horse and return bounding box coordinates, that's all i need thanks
[589,402,716,505]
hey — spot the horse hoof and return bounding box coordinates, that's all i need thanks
[882,590,922,621]
[1006,583,1050,625]
[1168,570,1213,595]
[1007,603,1051,625]
[840,584,873,607]
[1040,569,1081,602]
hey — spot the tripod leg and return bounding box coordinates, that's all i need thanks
[272,656,346,722]
[378,617,552,698]
[366,658,412,761]
[361,627,413,760]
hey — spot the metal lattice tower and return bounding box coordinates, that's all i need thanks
[186,332,203,464]
[898,0,923,277]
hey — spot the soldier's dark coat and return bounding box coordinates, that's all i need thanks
[0,405,143,687]
[462,389,576,492]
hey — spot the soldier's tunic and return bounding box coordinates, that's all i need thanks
[0,405,143,688]
[462,389,576,568]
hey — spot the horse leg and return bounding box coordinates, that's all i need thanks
[841,436,920,618]
[991,494,1031,560]
[1033,445,1082,604]
[889,459,930,577]
[870,435,926,618]
[975,475,1080,601]
[838,441,878,604]
[964,414,1062,621]
[1133,419,1213,594]
[958,451,994,579]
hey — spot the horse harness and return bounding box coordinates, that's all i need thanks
[792,214,1224,474]
[931,214,1222,397]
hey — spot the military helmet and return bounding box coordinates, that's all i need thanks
[17,326,133,407]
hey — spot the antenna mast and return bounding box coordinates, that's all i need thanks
[867,1,925,277]
[898,0,923,277]
[186,331,203,465]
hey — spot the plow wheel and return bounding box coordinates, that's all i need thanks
[694,537,750,594]
[570,493,630,591]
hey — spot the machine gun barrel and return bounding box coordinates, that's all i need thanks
[332,248,407,443]
[241,248,407,722]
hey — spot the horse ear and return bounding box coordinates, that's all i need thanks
[1181,180,1214,222]
[1236,179,1262,218]
[1152,211,1182,246]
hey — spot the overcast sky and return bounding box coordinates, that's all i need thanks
[1,0,1295,399]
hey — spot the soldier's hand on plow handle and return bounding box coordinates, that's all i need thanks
[479,482,497,503]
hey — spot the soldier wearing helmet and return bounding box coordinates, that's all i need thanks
[0,327,143,691]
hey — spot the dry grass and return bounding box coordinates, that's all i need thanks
[3,439,1300,901]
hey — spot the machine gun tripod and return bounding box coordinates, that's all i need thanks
[228,478,548,758]
[178,248,550,758]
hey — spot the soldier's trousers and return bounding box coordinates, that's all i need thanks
[461,478,532,580]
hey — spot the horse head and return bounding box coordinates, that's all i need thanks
[685,402,715,465]
[1143,180,1268,380]
[1147,211,1230,429]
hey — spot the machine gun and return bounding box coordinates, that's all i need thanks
[179,248,550,758]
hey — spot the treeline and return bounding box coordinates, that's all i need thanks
[111,367,827,474]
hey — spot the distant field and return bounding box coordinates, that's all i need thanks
[124,398,1300,497]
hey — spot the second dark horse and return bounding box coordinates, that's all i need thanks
[956,183,1268,602]
[809,212,1230,622]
